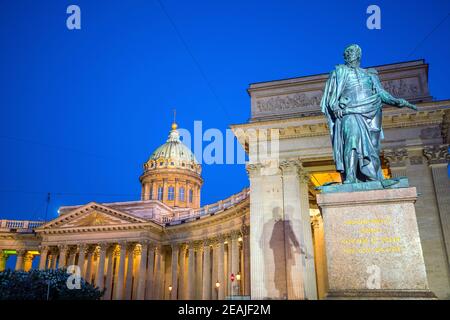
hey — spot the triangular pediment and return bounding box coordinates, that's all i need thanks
[39,202,147,229]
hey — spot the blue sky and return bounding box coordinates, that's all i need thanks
[0,0,449,221]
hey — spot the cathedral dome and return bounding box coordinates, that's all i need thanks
[143,123,201,174]
[140,122,203,208]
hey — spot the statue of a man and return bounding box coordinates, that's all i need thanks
[320,44,417,184]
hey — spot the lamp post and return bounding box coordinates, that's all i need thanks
[215,280,220,300]
[236,273,241,296]
[230,273,235,299]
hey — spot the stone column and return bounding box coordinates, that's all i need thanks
[15,249,26,271]
[96,243,108,289]
[217,237,225,300]
[153,245,166,300]
[187,242,195,299]
[145,244,156,299]
[85,247,94,283]
[38,246,49,270]
[58,245,68,268]
[152,181,157,200]
[202,240,211,300]
[114,243,127,300]
[143,182,150,201]
[104,246,116,300]
[211,239,219,299]
[68,247,77,266]
[185,181,189,207]
[312,214,328,299]
[163,178,168,202]
[23,252,34,272]
[424,145,450,267]
[178,244,187,299]
[242,226,251,296]
[406,146,450,298]
[0,251,8,271]
[170,244,179,300]
[280,160,317,300]
[174,179,179,207]
[195,241,204,299]
[384,148,408,178]
[230,232,240,297]
[50,250,58,269]
[77,244,86,277]
[247,162,282,299]
[226,235,232,296]
[125,243,136,300]
[153,245,163,300]
[136,241,149,300]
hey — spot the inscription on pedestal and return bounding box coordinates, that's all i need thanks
[317,187,434,299]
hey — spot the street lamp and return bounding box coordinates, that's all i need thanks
[236,273,241,296]
[215,280,220,300]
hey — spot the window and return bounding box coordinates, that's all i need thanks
[179,187,185,201]
[149,186,153,200]
[157,186,163,200]
[168,186,175,200]
[189,189,193,203]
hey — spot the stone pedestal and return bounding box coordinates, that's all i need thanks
[317,187,435,299]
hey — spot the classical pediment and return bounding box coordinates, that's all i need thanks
[38,202,147,230]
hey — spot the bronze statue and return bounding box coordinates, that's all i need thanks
[321,44,417,184]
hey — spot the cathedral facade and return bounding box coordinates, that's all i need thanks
[1,59,449,299]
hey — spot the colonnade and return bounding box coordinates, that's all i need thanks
[1,227,250,300]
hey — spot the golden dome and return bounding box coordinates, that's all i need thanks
[143,123,201,174]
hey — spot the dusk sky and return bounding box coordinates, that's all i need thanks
[1,0,449,222]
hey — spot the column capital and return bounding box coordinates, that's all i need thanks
[24,252,34,263]
[16,248,27,256]
[245,163,263,178]
[230,229,242,240]
[383,148,408,167]
[58,244,69,252]
[193,240,204,251]
[97,242,109,251]
[202,238,213,247]
[279,158,302,173]
[133,245,141,257]
[209,237,220,247]
[241,224,250,236]
[424,144,449,166]
[126,242,137,251]
[39,245,50,252]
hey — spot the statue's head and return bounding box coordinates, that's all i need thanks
[343,44,362,67]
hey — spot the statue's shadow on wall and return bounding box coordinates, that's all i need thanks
[260,206,301,299]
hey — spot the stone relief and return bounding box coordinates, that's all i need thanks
[255,92,322,114]
[253,77,423,118]
[381,78,420,98]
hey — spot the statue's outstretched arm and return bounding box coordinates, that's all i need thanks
[371,70,417,110]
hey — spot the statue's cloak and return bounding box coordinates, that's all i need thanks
[320,64,384,179]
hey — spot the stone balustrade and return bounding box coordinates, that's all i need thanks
[0,219,45,232]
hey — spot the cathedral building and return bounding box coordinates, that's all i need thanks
[0,59,449,299]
